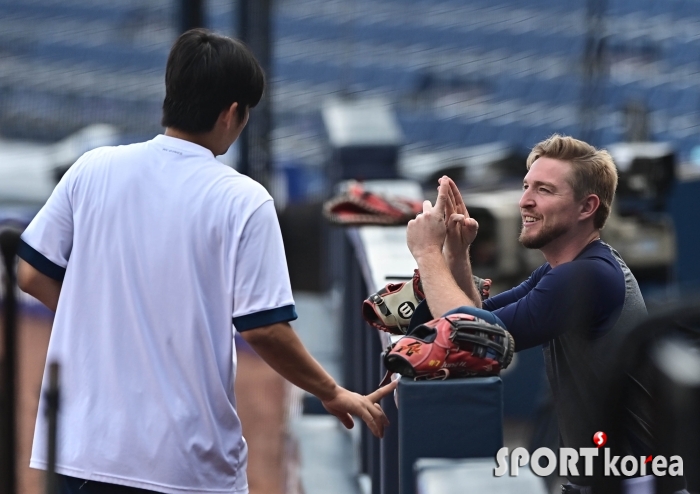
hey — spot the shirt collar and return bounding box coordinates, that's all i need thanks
[152,134,215,159]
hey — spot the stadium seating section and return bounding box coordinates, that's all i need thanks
[1,0,699,162]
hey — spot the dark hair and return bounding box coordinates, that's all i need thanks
[161,29,265,133]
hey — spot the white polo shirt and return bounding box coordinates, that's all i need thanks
[19,135,296,493]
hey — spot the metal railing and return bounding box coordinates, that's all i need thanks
[0,226,60,494]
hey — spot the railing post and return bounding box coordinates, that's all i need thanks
[45,362,61,494]
[0,226,22,494]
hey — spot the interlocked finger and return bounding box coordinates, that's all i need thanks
[440,178,456,221]
[449,213,465,227]
[447,178,468,217]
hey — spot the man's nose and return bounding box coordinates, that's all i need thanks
[519,189,534,209]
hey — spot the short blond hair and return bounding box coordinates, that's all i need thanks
[527,135,618,229]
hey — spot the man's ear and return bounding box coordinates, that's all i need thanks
[221,102,238,128]
[579,194,600,221]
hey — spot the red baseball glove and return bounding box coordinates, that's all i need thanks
[383,313,514,380]
[323,181,423,226]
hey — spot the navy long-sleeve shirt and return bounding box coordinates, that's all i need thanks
[483,240,625,351]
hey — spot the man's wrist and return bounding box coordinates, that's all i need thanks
[413,246,444,263]
[317,381,341,403]
[444,251,468,263]
[444,246,470,264]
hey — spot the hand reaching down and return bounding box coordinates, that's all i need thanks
[321,380,398,438]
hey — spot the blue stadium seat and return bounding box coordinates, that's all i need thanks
[0,1,135,24]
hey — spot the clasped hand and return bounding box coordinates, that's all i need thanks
[406,176,478,261]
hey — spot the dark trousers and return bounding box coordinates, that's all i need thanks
[58,475,163,494]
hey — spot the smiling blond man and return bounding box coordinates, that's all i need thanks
[404,135,685,492]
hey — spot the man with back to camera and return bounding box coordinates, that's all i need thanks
[16,29,396,494]
[406,135,687,493]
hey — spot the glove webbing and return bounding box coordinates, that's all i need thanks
[451,331,507,358]
[447,319,509,357]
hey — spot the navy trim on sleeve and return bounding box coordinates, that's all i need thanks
[233,304,298,332]
[16,238,66,281]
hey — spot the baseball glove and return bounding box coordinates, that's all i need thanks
[362,269,425,335]
[323,181,423,226]
[383,313,514,380]
[472,276,492,301]
[362,270,492,335]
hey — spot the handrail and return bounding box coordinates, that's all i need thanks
[0,226,22,494]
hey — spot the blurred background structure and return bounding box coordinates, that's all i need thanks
[2,0,700,493]
[3,0,700,187]
[3,0,700,287]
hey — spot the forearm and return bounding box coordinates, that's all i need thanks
[17,260,62,312]
[241,322,338,401]
[416,249,478,318]
[445,249,482,309]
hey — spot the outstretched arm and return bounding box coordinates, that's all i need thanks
[241,322,396,438]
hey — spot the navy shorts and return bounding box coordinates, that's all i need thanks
[58,475,163,494]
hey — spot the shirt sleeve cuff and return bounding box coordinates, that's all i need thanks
[16,238,66,281]
[233,304,298,332]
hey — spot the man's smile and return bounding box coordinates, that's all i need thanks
[522,214,541,226]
